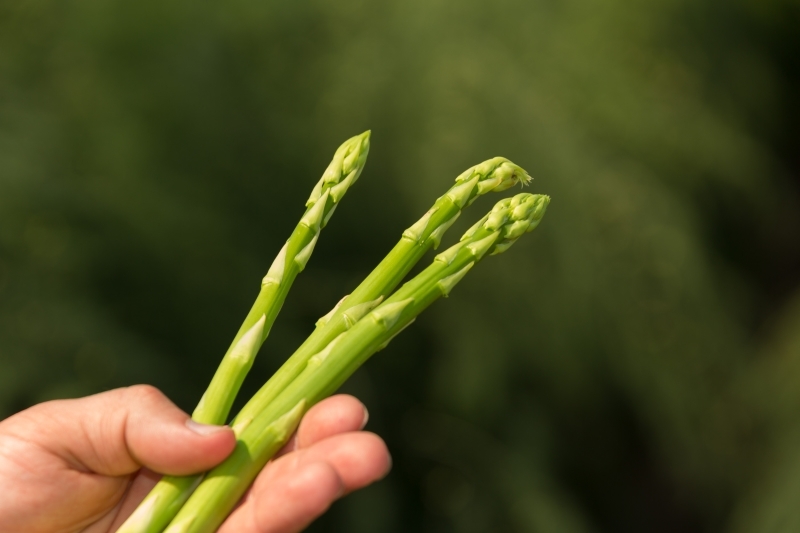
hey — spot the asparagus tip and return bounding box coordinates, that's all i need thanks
[458,192,550,256]
[451,157,533,207]
[307,131,372,209]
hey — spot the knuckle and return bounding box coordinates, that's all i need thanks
[125,384,165,405]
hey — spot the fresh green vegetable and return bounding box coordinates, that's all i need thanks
[231,156,532,430]
[116,131,371,533]
[162,192,550,533]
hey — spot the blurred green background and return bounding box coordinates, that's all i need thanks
[2,0,800,531]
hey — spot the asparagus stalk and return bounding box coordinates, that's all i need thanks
[196,130,371,423]
[116,131,371,533]
[231,157,532,431]
[163,193,550,533]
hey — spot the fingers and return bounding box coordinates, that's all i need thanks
[219,431,391,533]
[278,394,368,455]
[283,432,391,493]
[2,385,236,476]
[222,461,344,533]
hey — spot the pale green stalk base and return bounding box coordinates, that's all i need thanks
[117,477,201,533]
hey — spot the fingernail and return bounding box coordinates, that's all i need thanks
[186,419,229,436]
[361,406,369,429]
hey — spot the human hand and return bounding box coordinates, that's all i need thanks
[0,385,391,533]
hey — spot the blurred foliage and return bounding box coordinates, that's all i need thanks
[1,0,799,531]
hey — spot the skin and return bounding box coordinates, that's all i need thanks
[0,385,391,533]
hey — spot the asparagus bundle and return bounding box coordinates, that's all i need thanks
[117,131,371,533]
[163,192,550,533]
[122,154,534,533]
[120,131,550,532]
[231,156,532,432]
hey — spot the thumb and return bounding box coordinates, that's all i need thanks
[3,385,236,476]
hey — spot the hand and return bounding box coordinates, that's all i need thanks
[0,385,391,533]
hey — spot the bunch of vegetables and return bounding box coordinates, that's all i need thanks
[117,131,550,533]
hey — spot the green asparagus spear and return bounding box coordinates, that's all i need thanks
[231,157,532,431]
[163,193,550,533]
[197,130,370,423]
[116,131,371,533]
